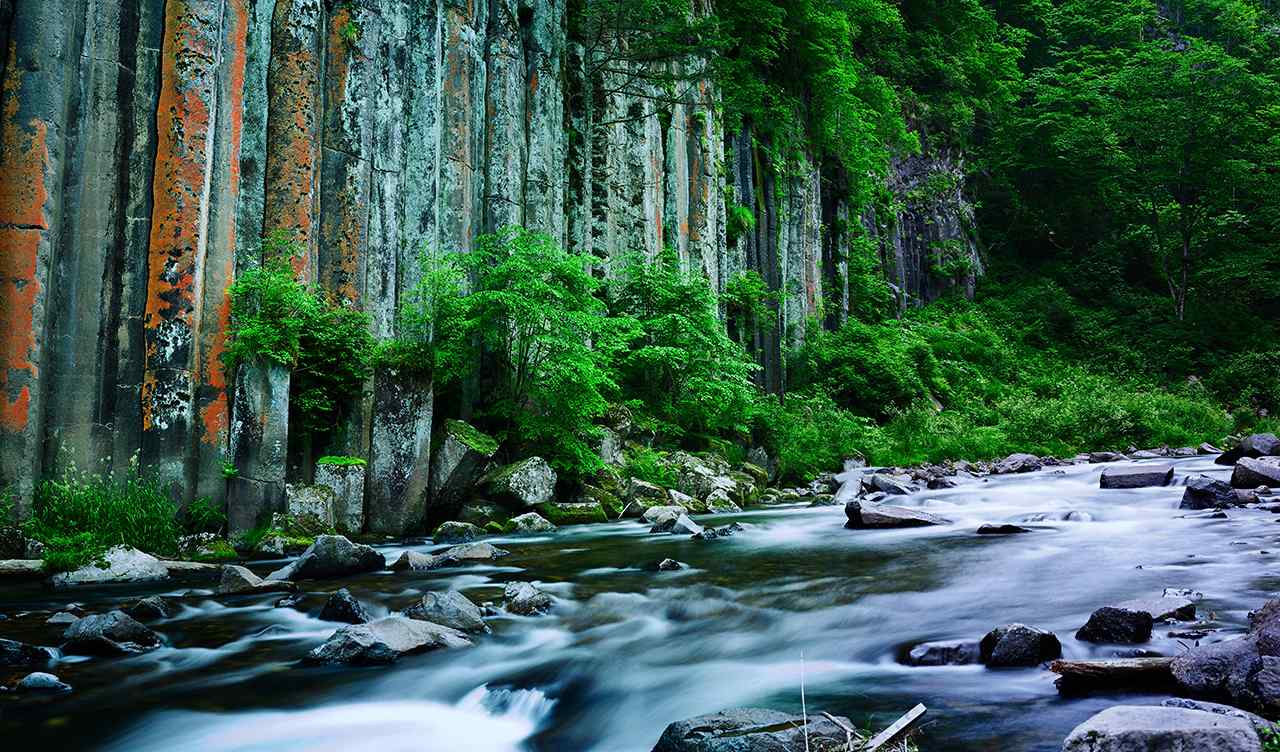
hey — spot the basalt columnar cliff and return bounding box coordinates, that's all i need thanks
[0,0,978,531]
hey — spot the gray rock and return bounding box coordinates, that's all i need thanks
[62,610,161,656]
[285,483,336,533]
[441,542,509,562]
[388,550,457,572]
[995,453,1042,474]
[314,462,367,534]
[503,582,552,615]
[303,615,471,665]
[1199,443,1222,455]
[651,707,858,752]
[46,611,79,625]
[980,623,1062,667]
[693,523,745,541]
[1160,699,1276,736]
[48,546,169,589]
[1115,597,1196,622]
[977,524,1032,535]
[481,457,557,510]
[1218,434,1280,466]
[16,672,71,693]
[704,490,742,513]
[1100,465,1174,489]
[319,588,372,624]
[653,558,684,572]
[1090,451,1129,463]
[217,565,295,595]
[642,506,689,526]
[403,591,487,633]
[125,596,171,620]
[865,473,915,495]
[651,514,703,536]
[907,639,980,666]
[509,512,556,534]
[433,521,483,543]
[1171,635,1259,700]
[429,420,498,512]
[1233,458,1280,490]
[623,478,670,515]
[1077,607,1155,644]
[1130,449,1166,459]
[845,501,949,529]
[1061,705,1261,752]
[1182,476,1239,509]
[267,535,386,581]
[0,638,51,667]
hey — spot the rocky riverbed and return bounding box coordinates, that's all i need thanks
[3,449,1280,750]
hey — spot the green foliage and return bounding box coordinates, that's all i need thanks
[607,249,759,440]
[315,455,368,467]
[754,391,883,482]
[1207,351,1280,413]
[185,496,226,535]
[623,447,678,488]
[726,203,757,246]
[444,420,499,457]
[722,269,774,344]
[26,467,181,572]
[225,232,374,446]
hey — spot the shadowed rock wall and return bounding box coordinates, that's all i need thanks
[0,0,978,530]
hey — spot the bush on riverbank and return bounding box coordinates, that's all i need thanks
[25,466,182,572]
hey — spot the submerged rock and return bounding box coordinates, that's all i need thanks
[980,623,1062,667]
[61,610,161,656]
[124,596,171,621]
[0,638,51,667]
[216,564,295,595]
[907,639,980,666]
[1062,705,1261,752]
[651,513,703,536]
[442,542,509,562]
[651,707,858,752]
[388,550,457,572]
[503,582,553,615]
[267,535,385,581]
[977,524,1031,535]
[319,588,372,624]
[403,591,488,633]
[15,672,71,693]
[845,500,949,529]
[692,523,744,540]
[48,546,169,589]
[303,616,470,665]
[1099,465,1174,489]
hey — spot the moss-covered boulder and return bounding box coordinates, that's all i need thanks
[457,502,508,528]
[432,521,483,543]
[537,500,608,525]
[481,457,557,510]
[430,420,498,513]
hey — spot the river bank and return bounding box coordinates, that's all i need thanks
[3,442,1280,750]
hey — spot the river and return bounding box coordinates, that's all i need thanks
[1,455,1270,751]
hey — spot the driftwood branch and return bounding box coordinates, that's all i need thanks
[864,704,927,751]
[1049,657,1175,696]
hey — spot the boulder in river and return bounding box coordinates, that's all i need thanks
[906,639,980,666]
[864,473,915,495]
[509,512,556,534]
[48,546,169,589]
[1182,476,1240,509]
[441,541,509,562]
[303,615,471,665]
[217,564,296,595]
[980,623,1062,667]
[1076,607,1155,644]
[389,550,458,572]
[432,521,483,543]
[1099,465,1174,489]
[651,707,859,752]
[1232,458,1280,490]
[481,457,557,510]
[429,419,498,513]
[692,523,744,540]
[995,453,1042,474]
[651,513,703,536]
[1061,705,1261,752]
[61,610,161,656]
[267,535,385,581]
[403,591,488,633]
[641,506,688,526]
[977,524,1032,535]
[124,596,171,621]
[0,638,51,667]
[503,582,553,615]
[1217,433,1280,466]
[15,671,72,693]
[622,479,671,516]
[319,588,372,624]
[845,500,949,529]
[1089,451,1129,463]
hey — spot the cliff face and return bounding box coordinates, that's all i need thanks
[0,0,979,528]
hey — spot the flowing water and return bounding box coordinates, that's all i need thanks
[2,456,1275,751]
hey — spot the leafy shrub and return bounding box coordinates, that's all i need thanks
[1207,351,1280,413]
[623,447,678,488]
[753,391,884,483]
[26,468,181,572]
[185,496,226,535]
